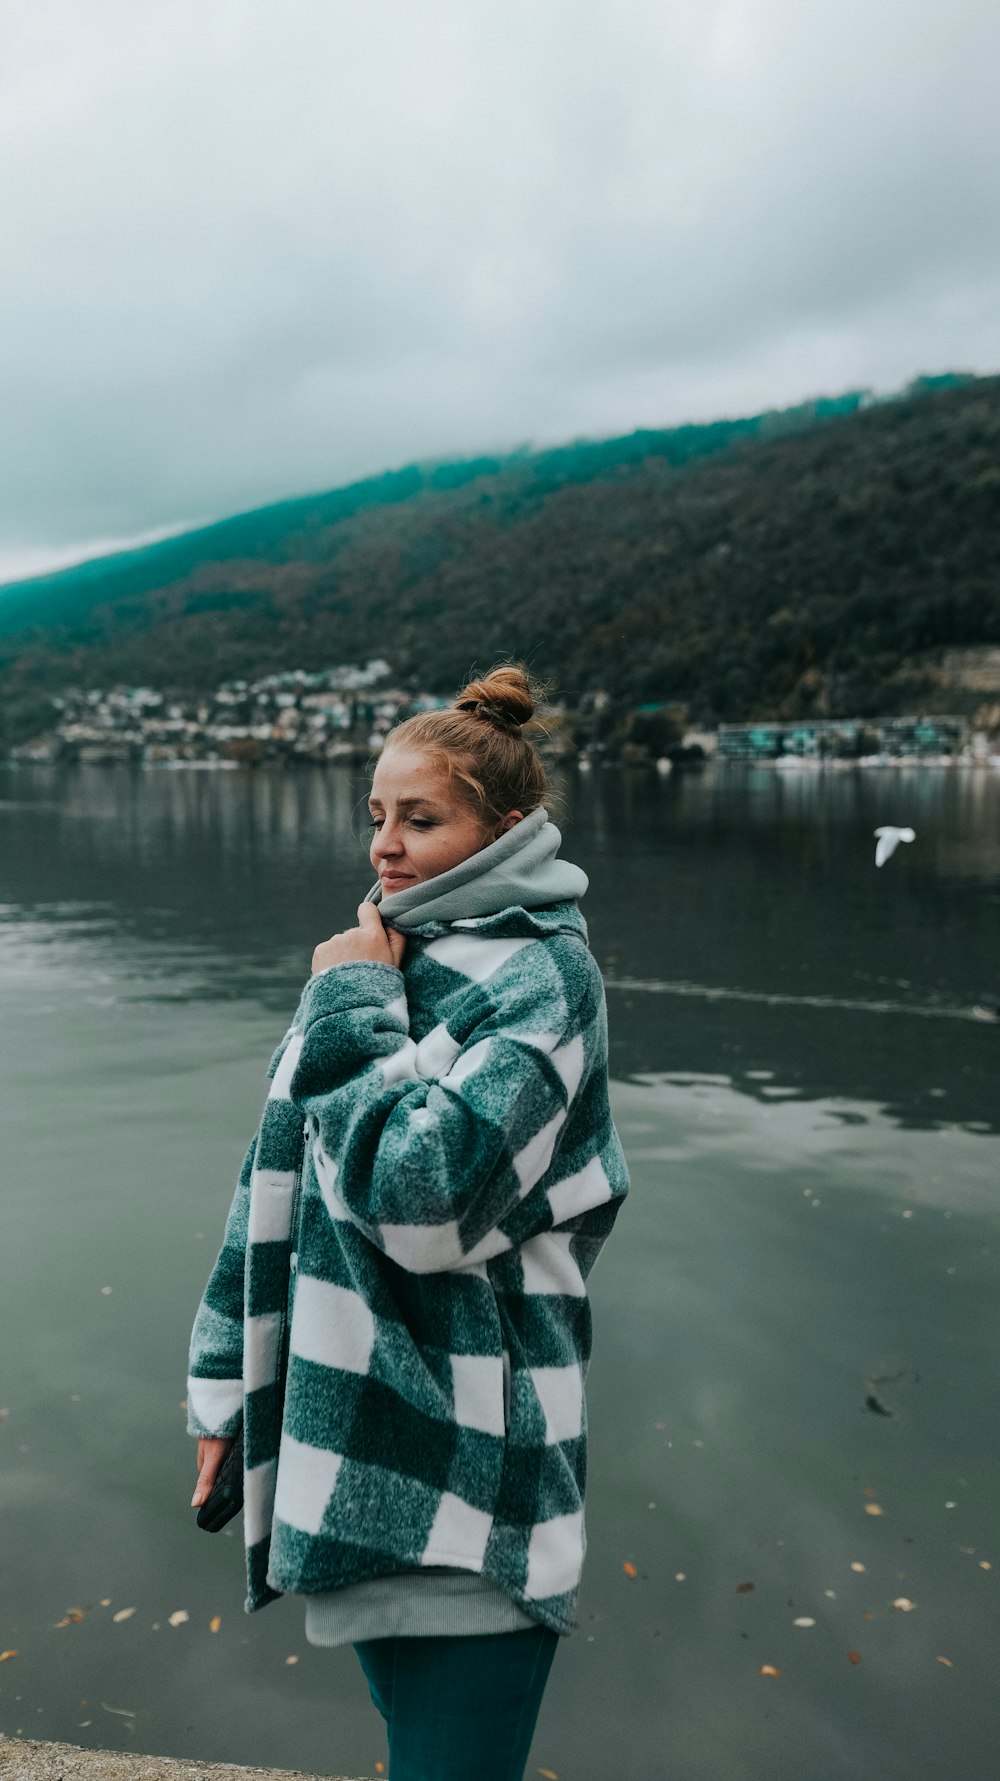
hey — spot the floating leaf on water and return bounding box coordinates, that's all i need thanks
[0,1650,17,1662]
[54,1610,86,1628]
[99,1599,111,1607]
[864,1504,884,1517]
[759,1664,781,1677]
[850,1562,866,1573]
[101,1702,136,1718]
[168,1610,189,1627]
[980,1561,992,1570]
[100,1287,112,1295]
[793,1617,816,1627]
[675,1572,686,1582]
[538,1770,559,1779]
[285,1655,299,1664]
[209,1616,222,1633]
[847,1650,863,1664]
[112,1608,136,1623]
[892,1598,916,1612]
[622,1561,638,1578]
[736,1582,754,1594]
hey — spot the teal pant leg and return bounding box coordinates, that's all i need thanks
[354,1625,560,1781]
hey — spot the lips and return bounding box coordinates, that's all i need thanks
[381,873,415,889]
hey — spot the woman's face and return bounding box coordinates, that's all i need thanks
[368,746,522,892]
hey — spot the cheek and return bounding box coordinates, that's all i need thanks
[433,823,487,871]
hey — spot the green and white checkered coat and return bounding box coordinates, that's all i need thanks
[187,895,629,1637]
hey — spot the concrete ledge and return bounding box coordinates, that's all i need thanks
[0,1737,363,1781]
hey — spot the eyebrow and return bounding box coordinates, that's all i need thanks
[367,795,442,810]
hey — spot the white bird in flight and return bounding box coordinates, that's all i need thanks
[874,825,916,867]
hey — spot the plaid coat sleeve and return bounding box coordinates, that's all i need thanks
[185,1131,257,1438]
[286,939,602,1274]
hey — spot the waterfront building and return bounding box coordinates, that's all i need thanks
[717,716,969,761]
[876,716,967,756]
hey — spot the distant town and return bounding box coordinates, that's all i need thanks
[6,659,1000,770]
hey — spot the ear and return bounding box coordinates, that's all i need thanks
[495,809,525,837]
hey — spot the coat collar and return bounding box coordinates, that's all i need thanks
[363,804,588,933]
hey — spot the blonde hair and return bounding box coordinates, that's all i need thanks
[379,662,552,828]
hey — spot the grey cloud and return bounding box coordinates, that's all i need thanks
[1,0,998,573]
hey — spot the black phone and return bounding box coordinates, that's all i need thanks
[196,1425,244,1532]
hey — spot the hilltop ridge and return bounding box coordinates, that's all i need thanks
[1,373,997,746]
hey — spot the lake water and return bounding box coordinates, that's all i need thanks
[1,759,998,1781]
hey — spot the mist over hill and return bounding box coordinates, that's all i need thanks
[1,373,997,747]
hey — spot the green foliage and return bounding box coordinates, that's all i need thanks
[1,376,997,725]
[0,686,60,748]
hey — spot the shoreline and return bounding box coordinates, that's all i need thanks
[0,1736,360,1781]
[5,749,1000,771]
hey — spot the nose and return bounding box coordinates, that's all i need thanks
[370,817,404,862]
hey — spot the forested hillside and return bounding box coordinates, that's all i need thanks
[1,374,997,744]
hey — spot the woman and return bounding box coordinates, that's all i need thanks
[187,663,630,1781]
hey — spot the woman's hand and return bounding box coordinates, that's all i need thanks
[192,1436,234,1508]
[311,904,407,976]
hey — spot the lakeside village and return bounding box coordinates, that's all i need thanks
[7,658,1000,771]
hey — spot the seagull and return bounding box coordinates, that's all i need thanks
[874,826,915,867]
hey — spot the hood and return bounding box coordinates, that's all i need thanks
[363,803,589,941]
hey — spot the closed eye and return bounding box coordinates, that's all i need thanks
[368,816,435,829]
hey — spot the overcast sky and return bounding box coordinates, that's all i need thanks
[2,0,998,582]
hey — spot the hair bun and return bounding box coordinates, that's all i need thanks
[454,667,534,731]
[455,697,519,730]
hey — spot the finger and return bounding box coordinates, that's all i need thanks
[387,927,407,968]
[357,902,381,928]
[192,1451,223,1507]
[192,1462,214,1507]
